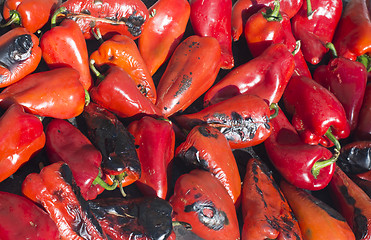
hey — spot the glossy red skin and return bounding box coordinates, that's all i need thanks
[291,0,342,65]
[0,67,86,119]
[41,19,92,90]
[231,0,303,41]
[189,0,234,69]
[3,0,61,33]
[313,58,368,131]
[89,65,162,119]
[283,75,350,147]
[0,191,60,240]
[204,43,294,106]
[356,83,371,141]
[45,119,105,200]
[169,169,241,240]
[127,116,175,199]
[60,0,149,40]
[264,108,334,190]
[0,104,45,183]
[138,0,190,76]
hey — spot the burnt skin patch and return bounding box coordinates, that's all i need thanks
[0,34,33,72]
[120,11,145,37]
[198,126,218,139]
[178,146,210,170]
[174,74,192,97]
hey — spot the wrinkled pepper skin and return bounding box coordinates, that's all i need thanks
[280,180,355,240]
[45,119,105,200]
[0,67,86,119]
[337,141,371,175]
[0,103,45,183]
[356,83,371,141]
[176,94,272,149]
[175,125,241,205]
[204,43,294,106]
[329,166,371,240]
[90,34,157,102]
[283,75,350,147]
[264,107,335,190]
[0,191,60,240]
[189,0,234,69]
[169,169,241,240]
[89,197,173,240]
[138,0,190,76]
[22,162,108,240]
[0,27,41,88]
[155,35,221,117]
[313,57,368,131]
[59,0,149,40]
[291,0,343,65]
[127,116,175,199]
[2,0,61,33]
[241,158,303,240]
[40,19,92,90]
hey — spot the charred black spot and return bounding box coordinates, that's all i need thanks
[177,146,209,170]
[255,185,267,208]
[306,191,346,221]
[174,74,192,97]
[338,142,371,174]
[195,193,202,199]
[81,9,91,14]
[0,34,33,72]
[52,189,64,201]
[188,41,200,49]
[121,11,145,37]
[198,126,218,139]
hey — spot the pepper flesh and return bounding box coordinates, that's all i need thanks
[355,83,371,141]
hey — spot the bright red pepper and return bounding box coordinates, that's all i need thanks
[356,83,371,141]
[138,0,190,76]
[0,67,86,119]
[127,116,175,199]
[189,0,234,69]
[0,27,42,88]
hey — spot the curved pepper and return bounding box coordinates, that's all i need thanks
[175,125,241,205]
[280,180,355,240]
[2,0,61,33]
[90,34,157,103]
[57,0,149,40]
[0,104,45,183]
[0,67,86,119]
[0,27,41,88]
[138,0,190,76]
[169,169,240,240]
[155,35,221,117]
[356,83,371,141]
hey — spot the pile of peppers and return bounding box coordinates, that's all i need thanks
[0,0,370,239]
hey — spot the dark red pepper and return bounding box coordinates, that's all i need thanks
[337,141,371,175]
[355,83,371,141]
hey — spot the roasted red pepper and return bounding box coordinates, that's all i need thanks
[0,104,45,183]
[280,180,355,240]
[57,0,149,40]
[127,116,175,199]
[0,191,60,240]
[138,0,190,76]
[2,0,61,33]
[0,67,86,119]
[356,83,371,141]
[283,75,350,148]
[90,34,157,102]
[40,18,92,90]
[0,27,41,88]
[264,107,336,190]
[155,35,221,117]
[22,162,108,240]
[337,141,371,175]
[175,125,241,205]
[189,0,234,69]
[169,169,240,240]
[241,158,303,239]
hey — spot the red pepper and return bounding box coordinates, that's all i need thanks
[291,0,343,65]
[169,169,240,240]
[264,107,336,190]
[241,158,303,240]
[356,83,371,141]
[337,141,371,175]
[22,162,108,240]
[0,191,60,239]
[175,93,272,149]
[0,27,41,88]
[175,125,242,205]
[40,18,92,90]
[203,43,294,106]
[57,0,149,40]
[2,0,61,33]
[127,116,175,199]
[0,104,45,183]
[155,35,221,117]
[138,0,190,76]
[283,75,350,148]
[0,67,86,119]
[189,0,234,69]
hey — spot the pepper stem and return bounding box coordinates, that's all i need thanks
[357,54,371,72]
[324,127,341,152]
[262,0,282,22]
[172,221,192,230]
[89,59,105,82]
[116,172,128,198]
[325,42,338,58]
[306,0,315,19]
[93,174,119,190]
[269,103,279,119]
[51,7,67,28]
[91,27,104,44]
[292,40,301,56]
[0,10,21,28]
[311,149,340,179]
[84,89,91,106]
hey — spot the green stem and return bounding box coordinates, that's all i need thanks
[116,172,128,198]
[311,149,340,179]
[262,0,282,22]
[93,175,119,190]
[357,54,371,72]
[325,42,338,58]
[89,59,105,82]
[51,7,67,28]
[292,40,301,56]
[324,127,341,152]
[269,103,279,120]
[306,0,314,18]
[91,27,104,44]
[172,221,192,230]
[84,89,91,106]
[0,10,21,28]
